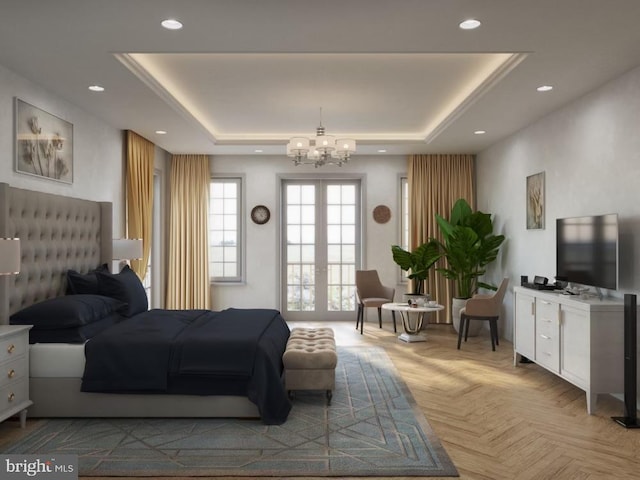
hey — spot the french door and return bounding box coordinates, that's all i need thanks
[281,179,361,321]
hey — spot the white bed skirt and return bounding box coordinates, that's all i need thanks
[29,378,260,418]
[28,343,261,419]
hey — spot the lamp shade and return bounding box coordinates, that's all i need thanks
[112,238,143,260]
[0,238,20,275]
[314,134,335,151]
[335,138,356,154]
[286,137,310,157]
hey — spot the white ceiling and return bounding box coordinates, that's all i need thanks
[2,0,640,157]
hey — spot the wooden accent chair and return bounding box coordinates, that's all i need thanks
[355,270,396,335]
[457,278,509,351]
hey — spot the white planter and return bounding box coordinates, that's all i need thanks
[403,293,429,305]
[451,297,483,336]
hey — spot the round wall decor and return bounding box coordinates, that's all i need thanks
[250,205,271,224]
[373,205,391,224]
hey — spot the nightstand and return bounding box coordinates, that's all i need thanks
[0,325,32,427]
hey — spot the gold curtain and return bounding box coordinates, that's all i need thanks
[166,154,211,309]
[126,131,154,279]
[408,154,475,323]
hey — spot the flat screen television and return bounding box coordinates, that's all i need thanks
[556,213,618,290]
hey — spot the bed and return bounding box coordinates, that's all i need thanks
[0,183,291,424]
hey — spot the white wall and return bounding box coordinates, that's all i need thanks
[477,64,640,341]
[210,155,407,311]
[0,63,124,234]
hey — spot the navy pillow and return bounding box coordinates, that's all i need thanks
[96,265,148,317]
[67,264,109,295]
[10,295,125,329]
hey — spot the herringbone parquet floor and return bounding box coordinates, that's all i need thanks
[296,320,640,480]
[1,320,639,480]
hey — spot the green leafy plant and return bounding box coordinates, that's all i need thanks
[391,242,440,295]
[432,198,505,299]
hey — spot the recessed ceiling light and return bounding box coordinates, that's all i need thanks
[377,149,387,153]
[161,19,183,30]
[537,85,554,92]
[88,85,104,92]
[474,130,486,135]
[254,149,263,153]
[459,19,481,30]
[155,130,167,135]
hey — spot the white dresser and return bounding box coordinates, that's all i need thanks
[513,287,631,414]
[0,325,33,427]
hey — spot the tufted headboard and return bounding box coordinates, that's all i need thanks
[0,183,112,324]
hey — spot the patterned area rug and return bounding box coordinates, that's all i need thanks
[4,347,458,477]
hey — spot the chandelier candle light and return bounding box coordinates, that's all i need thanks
[287,108,356,167]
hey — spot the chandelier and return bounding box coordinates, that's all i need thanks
[286,109,356,167]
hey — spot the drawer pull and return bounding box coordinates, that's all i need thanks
[8,392,15,402]
[7,344,15,354]
[7,369,15,378]
[540,334,551,340]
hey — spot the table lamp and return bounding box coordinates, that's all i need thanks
[0,238,20,325]
[112,238,143,271]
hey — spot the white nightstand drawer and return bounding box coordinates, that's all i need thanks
[0,333,28,363]
[0,326,32,427]
[0,357,27,388]
[0,377,28,413]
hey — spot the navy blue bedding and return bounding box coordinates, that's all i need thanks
[81,308,291,424]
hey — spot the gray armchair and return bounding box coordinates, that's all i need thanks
[457,278,509,351]
[355,270,396,334]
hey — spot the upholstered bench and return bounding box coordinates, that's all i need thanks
[283,328,337,404]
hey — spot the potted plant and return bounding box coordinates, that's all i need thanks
[391,242,440,302]
[431,198,505,333]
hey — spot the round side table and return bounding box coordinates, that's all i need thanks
[382,302,445,343]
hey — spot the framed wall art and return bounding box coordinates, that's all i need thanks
[526,171,544,229]
[15,98,73,184]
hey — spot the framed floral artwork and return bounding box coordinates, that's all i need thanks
[526,171,544,229]
[15,98,73,184]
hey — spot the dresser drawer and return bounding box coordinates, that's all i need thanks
[536,314,557,338]
[535,299,559,339]
[535,298,559,372]
[0,378,29,414]
[0,357,28,389]
[535,333,560,372]
[0,333,28,363]
[536,298,559,322]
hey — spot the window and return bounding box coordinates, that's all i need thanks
[399,176,409,283]
[142,170,162,307]
[209,177,242,282]
[142,255,151,305]
[282,179,361,322]
[400,176,409,252]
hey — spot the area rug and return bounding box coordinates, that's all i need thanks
[3,347,458,477]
